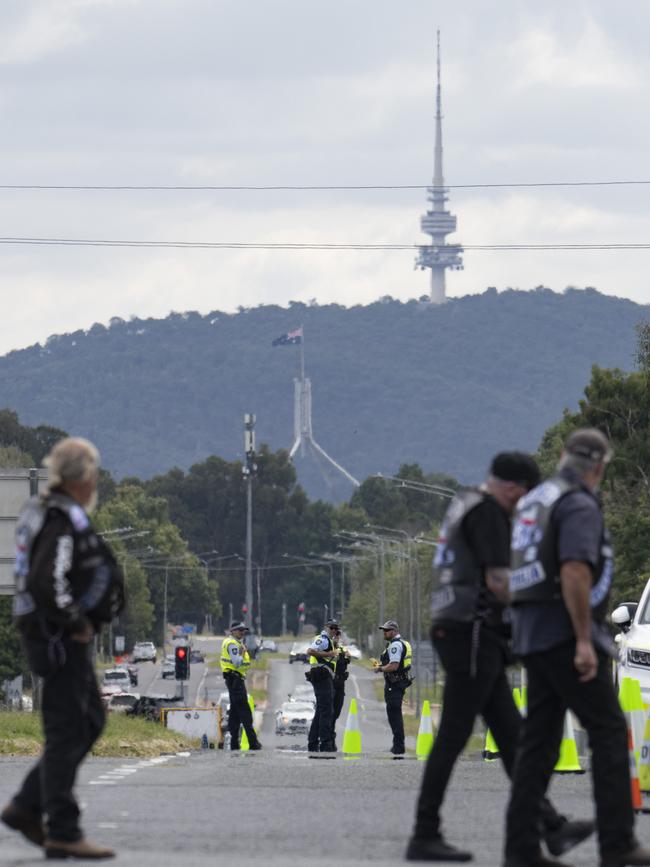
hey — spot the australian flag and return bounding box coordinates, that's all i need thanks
[272,327,303,346]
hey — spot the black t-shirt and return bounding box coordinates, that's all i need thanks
[442,495,511,632]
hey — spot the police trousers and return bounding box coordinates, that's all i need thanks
[331,681,345,743]
[225,673,258,749]
[414,625,564,840]
[384,680,407,750]
[13,635,105,842]
[505,641,636,861]
[308,675,334,751]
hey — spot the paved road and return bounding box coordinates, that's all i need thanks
[3,748,644,866]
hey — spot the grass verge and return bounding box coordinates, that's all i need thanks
[0,712,198,758]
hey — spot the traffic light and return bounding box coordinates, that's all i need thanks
[174,645,189,681]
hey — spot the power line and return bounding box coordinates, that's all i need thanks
[1,236,650,251]
[1,179,650,192]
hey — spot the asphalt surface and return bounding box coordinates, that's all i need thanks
[3,641,649,865]
[4,749,648,866]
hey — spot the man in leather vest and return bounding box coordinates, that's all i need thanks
[407,452,593,864]
[1,438,124,860]
[504,430,650,867]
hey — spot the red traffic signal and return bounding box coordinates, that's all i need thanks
[298,602,305,613]
[241,604,248,613]
[174,644,190,680]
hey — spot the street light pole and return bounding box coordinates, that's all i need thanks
[163,564,169,653]
[243,414,257,630]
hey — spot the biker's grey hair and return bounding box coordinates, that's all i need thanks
[44,437,100,490]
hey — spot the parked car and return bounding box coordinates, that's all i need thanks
[612,591,650,700]
[132,641,157,663]
[275,700,315,736]
[289,641,310,664]
[101,668,132,696]
[128,694,183,721]
[190,649,205,663]
[161,654,176,679]
[259,639,278,653]
[107,692,140,714]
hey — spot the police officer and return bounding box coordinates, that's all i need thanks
[406,452,593,863]
[331,627,351,750]
[307,618,338,752]
[374,620,412,755]
[1,438,124,860]
[505,430,650,867]
[220,621,261,750]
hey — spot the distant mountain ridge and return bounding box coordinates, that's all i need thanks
[0,288,644,497]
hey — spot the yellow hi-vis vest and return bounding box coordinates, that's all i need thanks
[308,632,335,673]
[380,637,413,673]
[220,637,251,677]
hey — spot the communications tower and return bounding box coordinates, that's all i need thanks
[415,30,463,304]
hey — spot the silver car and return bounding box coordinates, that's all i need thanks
[275,700,315,736]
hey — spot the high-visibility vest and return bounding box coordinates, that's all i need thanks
[308,631,336,673]
[220,637,251,677]
[380,637,412,673]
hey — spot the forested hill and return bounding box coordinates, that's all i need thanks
[0,288,644,492]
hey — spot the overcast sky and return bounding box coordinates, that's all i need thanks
[2,0,650,354]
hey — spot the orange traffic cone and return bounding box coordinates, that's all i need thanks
[629,721,643,813]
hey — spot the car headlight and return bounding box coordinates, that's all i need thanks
[628,648,650,667]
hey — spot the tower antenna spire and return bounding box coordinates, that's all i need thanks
[415,28,463,303]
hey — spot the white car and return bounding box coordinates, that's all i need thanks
[346,644,362,660]
[132,641,157,663]
[612,585,650,701]
[161,654,176,679]
[275,700,315,736]
[101,668,132,696]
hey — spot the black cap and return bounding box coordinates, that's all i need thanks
[324,619,339,628]
[490,452,541,490]
[565,428,612,464]
[230,621,248,631]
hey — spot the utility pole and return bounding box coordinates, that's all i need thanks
[162,564,169,653]
[379,542,385,626]
[281,602,287,636]
[340,561,345,620]
[328,563,334,621]
[243,414,257,631]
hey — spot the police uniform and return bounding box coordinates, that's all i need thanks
[408,453,591,864]
[505,463,638,865]
[379,623,412,755]
[307,626,336,752]
[8,489,124,847]
[331,636,350,749]
[220,624,260,750]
